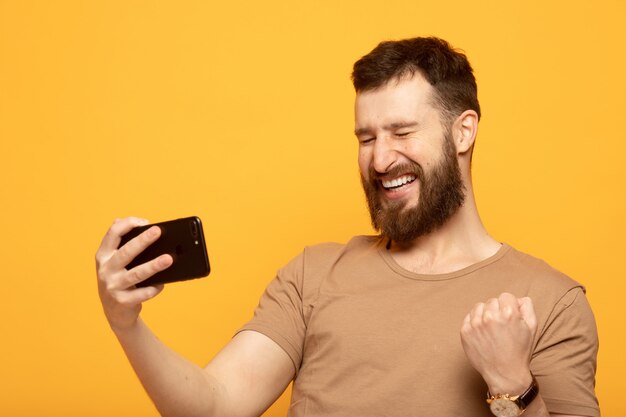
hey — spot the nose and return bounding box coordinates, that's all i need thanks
[371,136,397,174]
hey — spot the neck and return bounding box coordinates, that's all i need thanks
[387,191,501,274]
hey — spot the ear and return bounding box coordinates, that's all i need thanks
[451,110,478,155]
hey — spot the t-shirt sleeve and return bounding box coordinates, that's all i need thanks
[236,252,306,374]
[532,287,600,416]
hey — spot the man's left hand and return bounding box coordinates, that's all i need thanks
[460,292,537,395]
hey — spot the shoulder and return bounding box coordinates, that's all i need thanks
[499,245,585,295]
[301,235,382,265]
[500,245,596,336]
[280,235,382,301]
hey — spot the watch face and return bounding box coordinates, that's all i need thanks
[489,398,522,417]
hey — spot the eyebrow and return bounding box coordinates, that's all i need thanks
[354,121,419,137]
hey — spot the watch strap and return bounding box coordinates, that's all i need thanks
[516,375,539,410]
[487,375,539,412]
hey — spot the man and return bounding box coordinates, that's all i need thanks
[96,37,599,417]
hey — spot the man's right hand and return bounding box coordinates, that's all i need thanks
[94,218,294,417]
[95,217,173,332]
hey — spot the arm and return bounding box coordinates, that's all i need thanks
[96,217,294,417]
[460,293,590,417]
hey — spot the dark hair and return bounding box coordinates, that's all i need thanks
[352,37,481,124]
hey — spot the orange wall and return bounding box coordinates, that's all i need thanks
[1,1,623,415]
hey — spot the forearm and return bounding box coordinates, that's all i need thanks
[113,318,224,417]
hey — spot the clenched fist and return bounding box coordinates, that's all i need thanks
[460,292,537,395]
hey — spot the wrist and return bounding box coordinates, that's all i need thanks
[486,370,533,397]
[110,317,143,338]
[487,375,539,417]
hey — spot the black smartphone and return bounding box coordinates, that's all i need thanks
[118,216,211,287]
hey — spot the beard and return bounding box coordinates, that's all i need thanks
[360,135,466,243]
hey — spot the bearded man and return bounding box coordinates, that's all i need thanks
[96,37,599,417]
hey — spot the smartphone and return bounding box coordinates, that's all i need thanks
[118,216,210,287]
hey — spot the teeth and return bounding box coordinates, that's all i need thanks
[382,175,416,189]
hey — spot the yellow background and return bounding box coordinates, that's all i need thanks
[1,1,624,415]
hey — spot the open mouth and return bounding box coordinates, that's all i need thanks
[381,175,416,190]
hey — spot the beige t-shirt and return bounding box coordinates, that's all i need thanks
[239,236,599,417]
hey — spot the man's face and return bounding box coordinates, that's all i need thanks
[354,75,465,243]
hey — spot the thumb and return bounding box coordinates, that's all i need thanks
[518,297,538,334]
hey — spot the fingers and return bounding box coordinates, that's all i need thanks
[122,254,173,289]
[497,293,519,320]
[469,301,485,327]
[108,225,163,271]
[483,297,499,322]
[116,283,165,306]
[466,293,527,328]
[518,297,538,333]
[96,217,149,267]
[96,217,171,288]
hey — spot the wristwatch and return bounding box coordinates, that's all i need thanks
[486,376,539,417]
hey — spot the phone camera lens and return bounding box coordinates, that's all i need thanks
[190,221,199,237]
